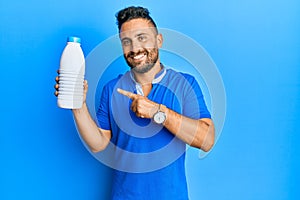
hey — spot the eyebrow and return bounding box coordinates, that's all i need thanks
[121,37,131,41]
[120,31,152,42]
[135,33,148,37]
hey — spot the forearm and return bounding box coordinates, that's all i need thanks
[163,108,215,152]
[116,88,214,151]
[72,103,110,152]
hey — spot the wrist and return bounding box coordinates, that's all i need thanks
[161,104,169,126]
[72,102,87,114]
[153,104,168,124]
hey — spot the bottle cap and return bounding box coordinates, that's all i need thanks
[67,36,81,43]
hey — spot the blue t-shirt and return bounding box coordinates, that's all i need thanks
[96,67,211,200]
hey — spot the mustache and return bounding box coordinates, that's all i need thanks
[125,50,147,58]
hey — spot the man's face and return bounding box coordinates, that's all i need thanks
[119,18,162,74]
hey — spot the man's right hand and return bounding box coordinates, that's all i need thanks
[54,70,88,105]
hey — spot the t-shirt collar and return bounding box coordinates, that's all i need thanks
[130,63,167,95]
[130,63,166,84]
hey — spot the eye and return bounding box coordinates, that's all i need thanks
[138,35,147,42]
[122,39,131,46]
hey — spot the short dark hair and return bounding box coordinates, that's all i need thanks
[116,6,158,32]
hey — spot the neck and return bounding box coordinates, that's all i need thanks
[132,61,162,85]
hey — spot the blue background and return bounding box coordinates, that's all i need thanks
[1,0,299,199]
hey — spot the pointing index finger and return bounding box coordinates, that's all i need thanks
[117,88,137,99]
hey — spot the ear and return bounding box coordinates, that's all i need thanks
[156,33,163,48]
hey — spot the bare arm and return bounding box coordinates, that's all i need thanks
[163,107,214,152]
[117,88,215,152]
[55,78,111,153]
[72,102,111,153]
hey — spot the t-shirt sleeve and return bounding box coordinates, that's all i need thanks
[182,75,211,119]
[96,84,111,130]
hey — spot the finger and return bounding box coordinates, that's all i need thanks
[117,88,137,99]
[83,80,88,95]
[54,83,59,89]
[130,99,137,113]
[131,99,147,118]
[136,112,145,119]
[55,76,59,83]
[54,91,58,97]
[83,80,88,86]
[83,80,88,88]
[56,69,60,74]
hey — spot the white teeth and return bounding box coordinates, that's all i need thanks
[134,54,145,60]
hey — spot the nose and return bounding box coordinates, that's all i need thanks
[130,40,142,53]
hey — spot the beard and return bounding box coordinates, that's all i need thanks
[124,48,159,74]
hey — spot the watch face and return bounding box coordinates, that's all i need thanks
[154,111,166,124]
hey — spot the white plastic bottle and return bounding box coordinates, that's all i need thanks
[57,36,85,109]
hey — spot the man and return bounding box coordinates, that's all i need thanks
[55,6,214,200]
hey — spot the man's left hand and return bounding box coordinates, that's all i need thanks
[117,88,159,119]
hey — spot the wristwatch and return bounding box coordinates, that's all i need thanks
[153,104,167,124]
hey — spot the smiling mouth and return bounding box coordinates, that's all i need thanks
[133,53,146,61]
